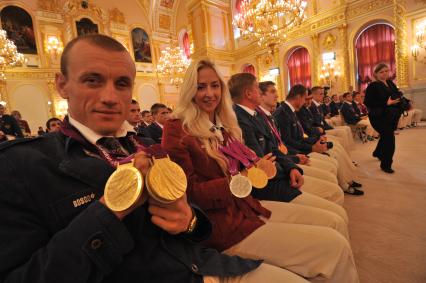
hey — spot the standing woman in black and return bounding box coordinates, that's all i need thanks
[364,63,402,173]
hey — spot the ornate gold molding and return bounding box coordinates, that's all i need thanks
[393,0,410,88]
[4,69,57,80]
[347,0,393,20]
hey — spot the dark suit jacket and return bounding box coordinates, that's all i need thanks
[273,103,318,155]
[162,119,271,252]
[0,132,260,283]
[143,122,163,144]
[234,105,302,202]
[341,102,361,125]
[309,103,333,130]
[0,115,24,140]
[352,102,362,117]
[297,106,322,138]
[330,101,341,116]
[364,80,402,130]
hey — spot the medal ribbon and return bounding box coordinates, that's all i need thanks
[255,107,287,153]
[220,138,259,169]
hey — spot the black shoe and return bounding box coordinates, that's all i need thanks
[351,181,362,188]
[372,152,381,160]
[344,186,364,196]
[381,166,395,174]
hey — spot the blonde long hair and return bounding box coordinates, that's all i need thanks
[173,58,242,173]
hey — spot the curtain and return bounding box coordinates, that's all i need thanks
[183,32,190,59]
[236,0,243,14]
[242,64,256,76]
[356,24,396,91]
[287,47,311,88]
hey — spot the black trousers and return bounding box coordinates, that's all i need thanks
[369,110,400,169]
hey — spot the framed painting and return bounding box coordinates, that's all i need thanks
[131,28,152,63]
[0,6,37,54]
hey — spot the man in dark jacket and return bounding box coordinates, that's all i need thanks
[0,34,265,283]
[144,103,170,144]
[0,104,23,142]
[341,92,375,140]
[228,74,348,208]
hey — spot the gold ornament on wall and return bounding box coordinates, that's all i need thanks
[159,14,171,30]
[38,0,61,12]
[322,33,337,50]
[109,8,126,24]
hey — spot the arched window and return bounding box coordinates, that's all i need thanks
[287,47,311,88]
[242,64,256,76]
[0,6,37,54]
[355,23,395,90]
[131,28,152,63]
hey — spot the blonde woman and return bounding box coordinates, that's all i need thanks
[162,58,359,283]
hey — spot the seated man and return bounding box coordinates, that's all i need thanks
[11,110,31,137]
[331,94,342,114]
[341,92,375,140]
[0,34,271,283]
[45,117,62,133]
[144,103,170,144]
[140,110,153,128]
[310,87,354,151]
[322,95,343,127]
[230,74,346,209]
[0,104,24,142]
[274,85,363,196]
[127,99,144,135]
[259,81,338,186]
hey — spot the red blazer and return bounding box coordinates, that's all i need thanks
[162,119,271,251]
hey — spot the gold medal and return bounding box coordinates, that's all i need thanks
[229,174,252,198]
[256,158,277,179]
[146,156,187,203]
[247,167,268,189]
[104,163,143,212]
[279,143,288,154]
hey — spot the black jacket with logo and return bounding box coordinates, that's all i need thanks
[0,133,260,283]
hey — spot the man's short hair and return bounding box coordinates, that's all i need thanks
[259,81,276,94]
[141,110,150,117]
[311,86,323,93]
[342,92,351,99]
[228,73,257,103]
[352,92,360,98]
[286,84,307,100]
[46,118,61,130]
[60,34,127,77]
[131,99,138,104]
[150,103,168,115]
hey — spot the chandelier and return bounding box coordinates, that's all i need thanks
[234,0,308,52]
[0,29,26,81]
[156,46,191,88]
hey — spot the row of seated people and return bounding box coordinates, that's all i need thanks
[160,59,360,282]
[3,34,423,283]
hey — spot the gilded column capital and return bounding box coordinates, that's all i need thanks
[393,0,410,88]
